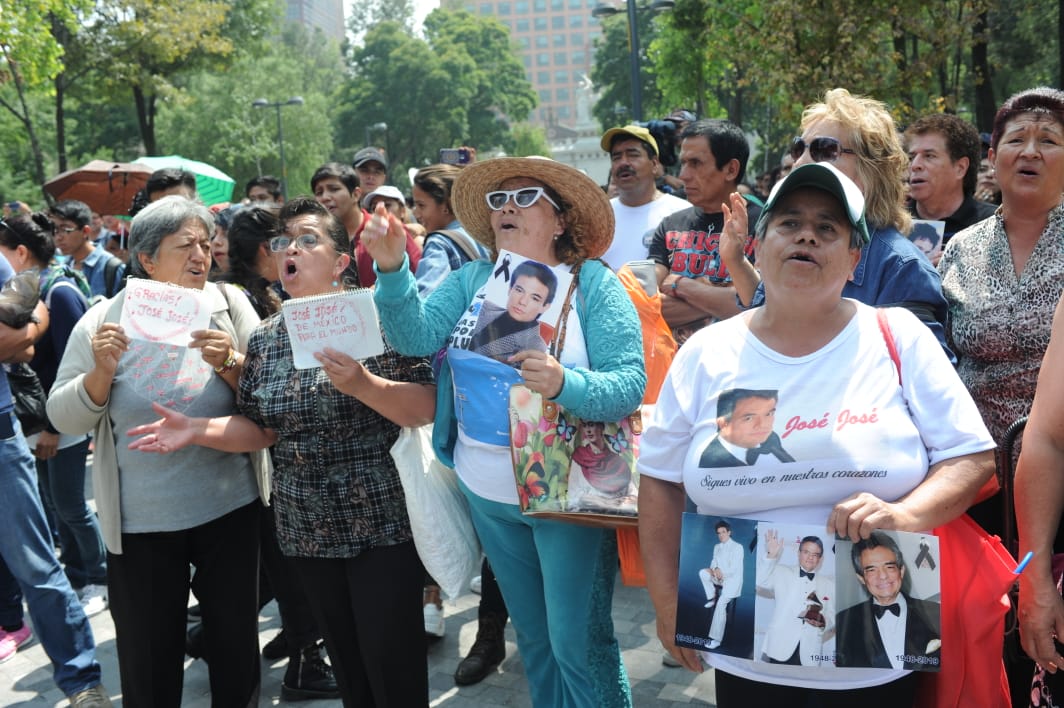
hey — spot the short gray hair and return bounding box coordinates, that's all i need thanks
[754,202,864,250]
[128,195,214,279]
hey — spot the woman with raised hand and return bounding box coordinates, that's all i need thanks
[722,88,952,359]
[364,157,645,707]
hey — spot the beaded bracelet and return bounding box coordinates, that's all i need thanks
[214,349,239,375]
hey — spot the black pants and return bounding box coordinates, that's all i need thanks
[715,668,918,708]
[258,504,318,650]
[477,556,509,622]
[289,541,427,707]
[108,501,261,708]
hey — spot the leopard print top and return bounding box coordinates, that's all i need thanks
[939,203,1064,443]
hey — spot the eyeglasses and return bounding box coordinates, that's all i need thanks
[789,136,858,164]
[485,187,560,211]
[57,226,79,234]
[269,233,321,252]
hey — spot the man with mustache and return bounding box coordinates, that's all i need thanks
[599,125,688,270]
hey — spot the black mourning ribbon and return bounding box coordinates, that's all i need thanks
[494,253,512,281]
[873,603,901,619]
[915,541,936,570]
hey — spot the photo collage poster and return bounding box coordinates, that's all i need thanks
[675,513,941,672]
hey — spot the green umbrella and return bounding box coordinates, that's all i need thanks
[134,155,235,206]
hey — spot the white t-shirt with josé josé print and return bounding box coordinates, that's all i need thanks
[639,301,994,690]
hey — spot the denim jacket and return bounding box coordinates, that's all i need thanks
[747,225,954,362]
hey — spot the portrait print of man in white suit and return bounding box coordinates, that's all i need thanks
[699,519,744,649]
[756,530,835,665]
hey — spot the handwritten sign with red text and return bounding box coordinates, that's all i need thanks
[281,289,384,369]
[119,278,211,346]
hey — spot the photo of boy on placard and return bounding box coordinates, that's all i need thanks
[909,220,945,266]
[468,250,571,365]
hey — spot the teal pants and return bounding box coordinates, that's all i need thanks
[461,481,632,708]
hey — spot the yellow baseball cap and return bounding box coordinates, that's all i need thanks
[600,125,659,156]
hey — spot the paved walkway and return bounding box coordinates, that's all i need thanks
[0,461,717,706]
[0,572,717,707]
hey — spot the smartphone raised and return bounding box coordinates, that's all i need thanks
[439,148,471,166]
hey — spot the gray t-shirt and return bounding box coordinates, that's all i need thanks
[110,335,257,533]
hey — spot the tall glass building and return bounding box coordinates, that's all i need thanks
[443,0,604,128]
[286,0,346,43]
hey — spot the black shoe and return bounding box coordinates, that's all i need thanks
[280,641,340,701]
[185,622,208,663]
[262,630,288,661]
[454,613,506,686]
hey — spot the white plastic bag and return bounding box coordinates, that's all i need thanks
[391,425,481,600]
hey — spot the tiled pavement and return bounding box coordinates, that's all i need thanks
[0,464,717,707]
[0,573,717,707]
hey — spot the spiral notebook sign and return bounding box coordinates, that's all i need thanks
[282,289,384,368]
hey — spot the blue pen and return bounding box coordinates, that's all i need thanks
[1014,550,1034,575]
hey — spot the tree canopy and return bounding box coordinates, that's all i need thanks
[593,0,1057,170]
[334,9,536,189]
[2,0,1062,206]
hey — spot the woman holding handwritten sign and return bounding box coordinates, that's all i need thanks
[125,197,436,707]
[47,196,265,707]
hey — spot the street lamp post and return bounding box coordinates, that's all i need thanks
[591,0,675,123]
[363,120,389,147]
[363,122,389,180]
[252,96,305,200]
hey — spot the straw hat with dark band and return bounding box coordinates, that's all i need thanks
[452,157,614,259]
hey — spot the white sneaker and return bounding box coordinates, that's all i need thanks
[80,584,109,617]
[423,601,445,637]
[470,575,482,595]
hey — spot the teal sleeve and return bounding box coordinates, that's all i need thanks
[552,262,646,422]
[373,255,476,357]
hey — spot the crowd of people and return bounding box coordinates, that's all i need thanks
[0,83,1060,708]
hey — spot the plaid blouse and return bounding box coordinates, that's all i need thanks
[238,312,433,558]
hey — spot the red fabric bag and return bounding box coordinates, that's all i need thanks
[876,309,1013,707]
[915,513,1014,708]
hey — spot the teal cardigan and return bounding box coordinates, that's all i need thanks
[374,257,647,467]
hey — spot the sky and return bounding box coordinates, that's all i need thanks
[414,0,439,27]
[343,0,440,33]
